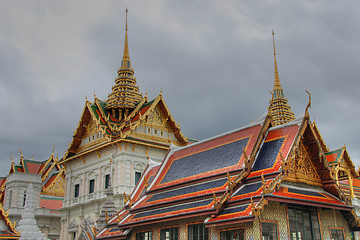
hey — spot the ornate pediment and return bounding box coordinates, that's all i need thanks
[283,142,322,186]
[42,172,65,197]
[148,107,164,126]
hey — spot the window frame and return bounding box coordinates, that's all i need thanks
[74,184,80,198]
[261,220,279,240]
[287,205,321,240]
[135,171,142,185]
[135,230,152,240]
[330,228,345,240]
[187,223,209,240]
[219,227,245,240]
[89,179,95,194]
[105,174,110,189]
[160,226,179,240]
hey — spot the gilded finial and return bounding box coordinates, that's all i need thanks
[272,30,281,89]
[305,90,311,119]
[85,94,88,101]
[122,8,130,62]
[126,8,128,29]
[124,191,128,204]
[269,31,295,126]
[94,92,97,99]
[160,88,163,96]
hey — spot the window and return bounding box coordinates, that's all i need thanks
[288,206,321,240]
[220,228,244,240]
[154,129,158,135]
[136,231,152,240]
[74,184,80,198]
[105,174,110,189]
[147,128,151,134]
[330,229,344,240]
[135,172,142,185]
[188,223,208,240]
[89,179,95,194]
[160,227,178,240]
[23,190,27,207]
[261,222,278,240]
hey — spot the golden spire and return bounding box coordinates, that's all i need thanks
[122,8,130,64]
[273,30,281,90]
[269,31,295,126]
[106,8,142,119]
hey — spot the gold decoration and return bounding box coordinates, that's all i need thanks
[262,173,282,194]
[283,142,322,186]
[212,169,250,211]
[251,197,268,218]
[42,169,65,197]
[117,213,122,224]
[280,152,290,175]
[305,90,311,119]
[213,192,220,210]
[269,31,296,126]
[148,107,163,126]
[123,192,132,207]
[144,177,149,190]
[105,9,142,113]
[104,209,109,224]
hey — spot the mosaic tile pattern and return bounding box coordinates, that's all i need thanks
[233,182,263,197]
[131,199,213,220]
[260,201,289,240]
[252,138,284,171]
[318,208,352,240]
[148,178,227,202]
[160,138,250,184]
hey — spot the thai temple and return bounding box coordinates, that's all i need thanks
[0,151,64,239]
[58,9,189,240]
[91,29,360,240]
[2,9,360,240]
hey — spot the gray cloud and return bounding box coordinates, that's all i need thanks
[0,0,360,176]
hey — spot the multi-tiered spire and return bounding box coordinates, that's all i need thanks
[106,9,142,120]
[269,31,295,126]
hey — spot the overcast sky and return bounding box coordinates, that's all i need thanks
[1,1,359,176]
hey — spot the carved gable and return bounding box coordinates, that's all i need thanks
[42,174,65,197]
[77,117,106,153]
[283,142,322,186]
[148,107,165,126]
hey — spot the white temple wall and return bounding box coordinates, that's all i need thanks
[60,142,168,240]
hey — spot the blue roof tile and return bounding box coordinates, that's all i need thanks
[252,138,284,171]
[161,138,249,184]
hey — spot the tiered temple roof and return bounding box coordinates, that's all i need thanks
[106,9,142,116]
[62,10,188,162]
[269,31,295,126]
[94,33,360,239]
[0,151,65,208]
[96,103,360,239]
